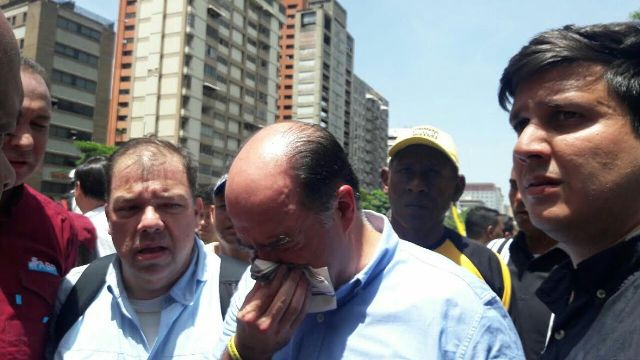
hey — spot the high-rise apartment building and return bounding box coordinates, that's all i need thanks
[107,0,138,145]
[279,0,353,146]
[279,0,389,188]
[350,75,388,190]
[1,0,114,197]
[109,0,284,187]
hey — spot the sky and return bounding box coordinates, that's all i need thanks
[75,0,639,204]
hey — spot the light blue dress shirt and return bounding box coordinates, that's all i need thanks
[216,211,524,359]
[54,238,223,359]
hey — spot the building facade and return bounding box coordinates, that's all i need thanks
[1,0,114,197]
[460,183,504,212]
[109,0,284,187]
[350,75,388,190]
[279,0,353,147]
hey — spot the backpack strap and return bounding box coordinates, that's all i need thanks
[50,254,116,352]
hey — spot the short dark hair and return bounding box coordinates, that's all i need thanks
[106,136,197,200]
[499,22,640,135]
[465,206,500,240]
[282,123,360,213]
[196,184,215,206]
[21,57,50,90]
[74,156,108,202]
[502,215,514,234]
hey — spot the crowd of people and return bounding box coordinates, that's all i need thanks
[1,9,640,359]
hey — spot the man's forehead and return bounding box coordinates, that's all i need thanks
[112,151,187,186]
[393,145,455,167]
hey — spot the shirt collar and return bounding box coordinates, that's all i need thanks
[335,210,397,305]
[537,234,640,314]
[510,231,569,276]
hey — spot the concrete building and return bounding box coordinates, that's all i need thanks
[1,0,114,197]
[280,0,353,147]
[460,183,504,212]
[109,0,284,187]
[350,75,388,190]
[107,0,137,145]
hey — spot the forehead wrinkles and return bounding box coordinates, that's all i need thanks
[115,148,179,183]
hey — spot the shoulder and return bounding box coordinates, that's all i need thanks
[395,240,498,302]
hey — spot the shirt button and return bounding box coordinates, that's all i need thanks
[596,289,607,299]
[554,329,565,340]
[316,313,325,323]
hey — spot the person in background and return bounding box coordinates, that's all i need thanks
[0,56,94,359]
[465,206,505,245]
[196,184,219,244]
[209,174,251,318]
[381,125,512,308]
[73,156,115,259]
[488,169,567,359]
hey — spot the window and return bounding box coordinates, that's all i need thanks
[204,64,216,78]
[52,70,97,93]
[44,153,80,167]
[57,17,101,41]
[301,12,316,27]
[55,98,94,117]
[125,12,136,19]
[49,124,91,141]
[120,76,131,82]
[124,25,135,31]
[55,42,99,67]
[119,89,130,95]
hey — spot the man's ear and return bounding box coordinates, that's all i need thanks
[380,167,390,194]
[194,197,204,219]
[336,185,356,232]
[453,174,466,202]
[485,225,495,241]
[105,203,112,236]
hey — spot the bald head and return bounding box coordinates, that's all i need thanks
[227,122,360,217]
[0,12,23,198]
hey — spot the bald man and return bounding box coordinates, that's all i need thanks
[215,122,523,359]
[0,12,22,199]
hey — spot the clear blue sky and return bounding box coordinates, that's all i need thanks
[77,0,639,203]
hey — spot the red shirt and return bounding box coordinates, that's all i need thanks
[0,185,95,359]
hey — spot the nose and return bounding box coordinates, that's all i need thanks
[9,124,34,151]
[513,123,550,165]
[138,206,164,233]
[407,174,428,193]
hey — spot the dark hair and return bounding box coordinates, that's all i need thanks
[465,206,500,240]
[502,216,514,234]
[106,136,197,200]
[499,22,640,135]
[283,123,360,213]
[21,57,50,90]
[74,156,108,202]
[196,184,215,206]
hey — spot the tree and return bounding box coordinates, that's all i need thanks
[630,10,640,20]
[73,141,116,165]
[359,189,390,215]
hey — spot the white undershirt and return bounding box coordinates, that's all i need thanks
[129,295,167,348]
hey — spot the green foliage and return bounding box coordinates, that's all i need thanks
[73,141,117,165]
[359,189,390,215]
[444,206,471,233]
[631,10,640,20]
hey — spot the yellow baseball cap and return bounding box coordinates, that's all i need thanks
[388,125,459,168]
